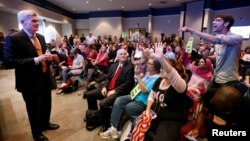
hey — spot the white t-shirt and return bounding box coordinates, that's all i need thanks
[86,35,96,45]
[243,54,250,62]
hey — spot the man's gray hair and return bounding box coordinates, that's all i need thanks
[115,48,128,62]
[116,48,128,57]
[17,10,38,23]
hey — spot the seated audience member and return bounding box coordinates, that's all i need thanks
[133,43,146,62]
[86,44,98,66]
[186,58,213,118]
[131,49,147,83]
[91,45,109,74]
[53,40,70,74]
[99,58,160,139]
[240,46,250,79]
[57,48,85,94]
[80,41,90,57]
[108,43,118,65]
[0,32,5,68]
[197,43,210,58]
[84,48,135,131]
[137,43,193,141]
[164,45,176,61]
[175,46,189,67]
[244,68,250,88]
[73,40,83,51]
[180,86,250,141]
[73,35,80,46]
[58,40,70,58]
[242,46,250,62]
[85,45,98,83]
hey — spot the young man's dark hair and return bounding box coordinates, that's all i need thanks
[215,14,235,30]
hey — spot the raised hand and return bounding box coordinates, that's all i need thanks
[179,26,193,33]
[152,42,164,60]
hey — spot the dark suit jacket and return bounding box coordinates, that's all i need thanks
[96,61,135,96]
[4,30,51,93]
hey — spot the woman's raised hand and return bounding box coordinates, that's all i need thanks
[153,42,164,60]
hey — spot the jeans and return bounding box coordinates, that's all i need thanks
[110,95,146,130]
[62,68,73,82]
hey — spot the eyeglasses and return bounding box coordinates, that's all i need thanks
[147,62,154,65]
[199,60,205,63]
[134,57,141,61]
[213,18,223,22]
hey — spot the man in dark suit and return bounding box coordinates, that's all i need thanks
[84,48,135,130]
[4,10,59,141]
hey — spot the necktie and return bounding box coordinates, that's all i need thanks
[108,65,122,90]
[33,35,47,72]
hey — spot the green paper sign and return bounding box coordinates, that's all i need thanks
[130,84,141,100]
[185,37,193,53]
[121,32,127,38]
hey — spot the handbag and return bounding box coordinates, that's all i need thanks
[244,88,250,99]
[236,82,248,95]
[85,109,102,131]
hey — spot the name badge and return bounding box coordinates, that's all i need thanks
[130,84,141,100]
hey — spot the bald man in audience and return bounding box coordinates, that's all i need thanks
[180,86,250,141]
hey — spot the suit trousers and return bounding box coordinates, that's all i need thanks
[85,88,117,126]
[22,82,51,138]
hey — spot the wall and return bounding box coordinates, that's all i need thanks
[54,23,62,39]
[123,17,148,38]
[1,0,249,47]
[214,6,250,49]
[43,22,62,43]
[75,19,90,36]
[75,19,89,30]
[62,24,73,39]
[0,11,18,36]
[215,6,250,26]
[75,17,150,39]
[0,0,75,38]
[89,17,122,37]
[184,0,205,46]
[0,10,65,43]
[153,14,180,41]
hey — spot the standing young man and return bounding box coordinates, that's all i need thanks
[180,14,243,93]
[4,10,59,141]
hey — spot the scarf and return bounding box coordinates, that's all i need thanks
[191,59,213,81]
[131,111,154,141]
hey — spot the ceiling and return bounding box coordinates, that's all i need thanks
[46,0,196,13]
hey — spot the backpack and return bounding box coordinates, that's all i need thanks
[64,79,79,93]
[85,109,102,131]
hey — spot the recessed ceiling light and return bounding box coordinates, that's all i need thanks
[159,0,168,4]
[121,6,124,9]
[98,8,101,11]
[73,8,76,11]
[149,3,152,6]
[86,1,89,3]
